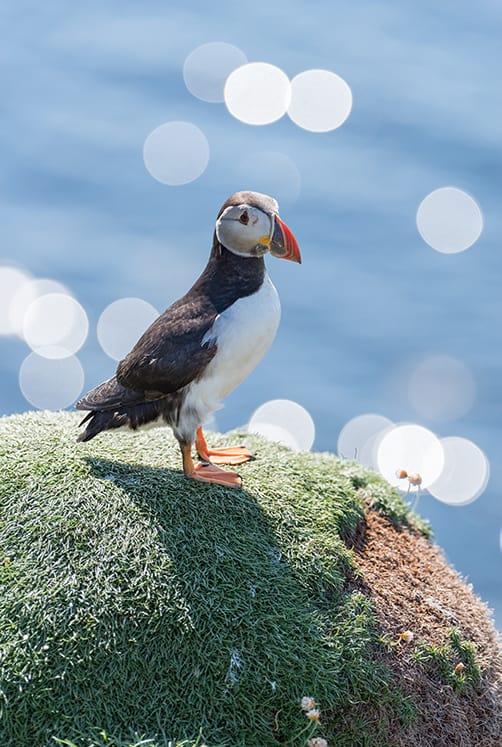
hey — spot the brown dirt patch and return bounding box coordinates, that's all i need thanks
[353,509,502,747]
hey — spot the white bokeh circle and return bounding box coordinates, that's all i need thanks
[288,69,352,132]
[428,437,490,505]
[23,293,89,359]
[377,423,444,490]
[183,42,247,103]
[416,187,483,253]
[408,355,476,423]
[0,266,33,335]
[247,399,315,451]
[19,353,85,410]
[337,413,394,469]
[9,278,69,338]
[143,121,210,185]
[97,297,159,361]
[247,422,301,450]
[224,62,291,125]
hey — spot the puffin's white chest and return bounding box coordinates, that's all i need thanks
[189,274,281,415]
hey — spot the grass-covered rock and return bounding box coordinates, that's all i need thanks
[0,411,500,746]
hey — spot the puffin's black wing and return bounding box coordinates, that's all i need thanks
[76,293,218,425]
[76,375,157,412]
[115,294,218,395]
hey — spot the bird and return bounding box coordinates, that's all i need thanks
[76,191,301,488]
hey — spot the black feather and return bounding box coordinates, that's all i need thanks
[76,376,162,412]
[76,392,185,442]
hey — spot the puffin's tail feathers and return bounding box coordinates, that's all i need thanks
[76,376,172,441]
[76,375,169,443]
[77,410,129,443]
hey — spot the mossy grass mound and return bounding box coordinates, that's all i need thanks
[0,411,500,746]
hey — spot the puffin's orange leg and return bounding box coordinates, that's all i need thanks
[195,426,255,466]
[180,442,242,488]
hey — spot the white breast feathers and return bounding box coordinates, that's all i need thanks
[186,274,281,423]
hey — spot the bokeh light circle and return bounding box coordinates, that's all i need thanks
[224,62,290,125]
[247,399,315,450]
[288,69,352,132]
[143,121,210,185]
[19,353,84,410]
[247,422,301,450]
[183,42,247,103]
[9,278,69,338]
[0,266,33,335]
[377,423,444,489]
[97,297,159,361]
[408,355,476,422]
[428,437,490,505]
[23,293,89,359]
[240,151,302,204]
[416,187,483,253]
[337,413,394,469]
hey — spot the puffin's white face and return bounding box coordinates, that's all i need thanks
[215,192,301,263]
[216,204,274,258]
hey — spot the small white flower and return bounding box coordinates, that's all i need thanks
[306,708,321,722]
[301,695,317,711]
[309,738,328,747]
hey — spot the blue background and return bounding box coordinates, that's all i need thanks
[1,1,501,628]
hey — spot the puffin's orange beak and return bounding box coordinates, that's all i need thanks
[269,215,302,264]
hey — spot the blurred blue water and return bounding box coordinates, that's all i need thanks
[1,1,501,628]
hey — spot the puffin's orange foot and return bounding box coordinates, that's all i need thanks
[200,446,255,466]
[195,426,255,465]
[189,461,242,489]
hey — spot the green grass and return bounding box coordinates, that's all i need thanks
[413,629,482,694]
[0,411,419,747]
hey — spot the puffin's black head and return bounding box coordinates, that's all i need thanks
[215,190,301,263]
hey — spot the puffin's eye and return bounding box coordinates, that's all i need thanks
[239,210,249,225]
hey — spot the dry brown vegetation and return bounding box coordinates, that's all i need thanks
[352,509,502,747]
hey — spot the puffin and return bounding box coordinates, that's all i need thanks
[76,191,301,488]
